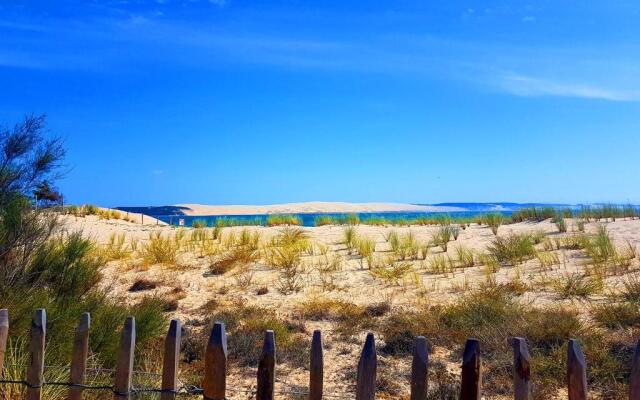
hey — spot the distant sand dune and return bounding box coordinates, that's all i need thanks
[174,201,465,216]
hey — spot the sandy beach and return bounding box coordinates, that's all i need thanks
[174,201,464,216]
[58,211,640,399]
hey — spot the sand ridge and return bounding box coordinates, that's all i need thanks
[174,201,465,216]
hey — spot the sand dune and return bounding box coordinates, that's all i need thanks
[174,201,464,216]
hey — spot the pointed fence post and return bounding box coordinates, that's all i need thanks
[411,336,429,400]
[567,339,588,400]
[511,337,531,400]
[26,309,46,400]
[113,317,136,400]
[69,313,91,400]
[161,319,181,400]
[356,333,377,400]
[630,340,640,400]
[203,321,227,400]
[0,309,8,376]
[309,330,323,400]
[460,338,481,400]
[257,330,276,400]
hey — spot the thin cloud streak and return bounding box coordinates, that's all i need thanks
[499,74,640,101]
[1,13,639,102]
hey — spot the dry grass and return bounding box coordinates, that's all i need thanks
[141,232,180,264]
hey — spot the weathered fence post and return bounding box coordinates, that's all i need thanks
[0,309,8,376]
[203,321,227,400]
[567,339,588,400]
[511,337,531,400]
[411,336,429,400]
[630,340,640,400]
[257,330,276,400]
[26,309,46,400]
[309,330,323,400]
[161,319,181,400]
[113,317,136,400]
[460,338,481,400]
[356,333,377,400]
[68,312,91,400]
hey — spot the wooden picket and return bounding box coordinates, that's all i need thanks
[410,336,429,400]
[309,329,323,400]
[113,316,135,399]
[26,309,45,400]
[0,309,7,377]
[68,312,90,400]
[2,308,640,399]
[161,319,181,400]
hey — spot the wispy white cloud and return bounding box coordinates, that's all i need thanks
[1,9,639,102]
[498,74,640,101]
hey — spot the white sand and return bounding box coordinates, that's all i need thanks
[175,201,464,216]
[57,214,640,399]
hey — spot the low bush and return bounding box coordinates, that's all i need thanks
[266,214,302,226]
[369,261,413,285]
[141,232,180,264]
[487,234,536,265]
[295,296,387,336]
[483,213,504,235]
[551,273,603,299]
[199,301,308,367]
[592,302,640,329]
[379,287,623,397]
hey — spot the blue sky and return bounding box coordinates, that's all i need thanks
[1,1,639,206]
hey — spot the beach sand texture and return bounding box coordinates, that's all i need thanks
[60,213,640,399]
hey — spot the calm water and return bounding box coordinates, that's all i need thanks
[116,202,633,228]
[155,210,514,227]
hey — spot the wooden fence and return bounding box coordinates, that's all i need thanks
[1,308,640,399]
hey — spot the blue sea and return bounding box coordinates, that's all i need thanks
[117,202,590,227]
[155,210,508,227]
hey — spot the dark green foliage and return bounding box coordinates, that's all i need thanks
[0,115,166,369]
[198,300,308,368]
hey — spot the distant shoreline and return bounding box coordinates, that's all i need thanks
[172,202,465,216]
[115,202,637,218]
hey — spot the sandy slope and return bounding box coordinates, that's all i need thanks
[174,201,464,216]
[57,215,640,399]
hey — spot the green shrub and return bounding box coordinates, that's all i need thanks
[314,215,335,226]
[369,261,413,285]
[191,219,207,228]
[454,245,474,268]
[199,301,308,367]
[432,226,453,252]
[266,214,301,226]
[619,274,640,303]
[355,236,375,268]
[592,303,640,329]
[101,233,130,261]
[141,232,180,264]
[551,273,603,299]
[484,213,504,235]
[343,226,357,253]
[553,213,567,233]
[511,207,559,222]
[378,287,623,397]
[585,225,616,265]
[487,234,536,265]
